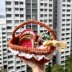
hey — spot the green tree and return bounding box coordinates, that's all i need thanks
[51,64,64,72]
[46,64,51,72]
[65,55,72,72]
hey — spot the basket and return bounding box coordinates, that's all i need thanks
[8,20,57,64]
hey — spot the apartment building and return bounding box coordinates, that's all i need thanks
[0,17,7,71]
[56,0,72,69]
[5,0,54,72]
[5,0,26,72]
[4,0,72,71]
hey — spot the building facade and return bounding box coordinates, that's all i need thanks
[5,0,54,72]
[56,0,72,69]
[1,0,72,72]
[0,18,7,71]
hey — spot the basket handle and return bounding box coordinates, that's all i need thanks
[12,20,56,39]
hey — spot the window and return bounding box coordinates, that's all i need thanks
[67,0,71,2]
[62,14,65,17]
[62,24,65,26]
[67,42,69,44]
[15,20,19,23]
[16,61,20,64]
[8,55,13,58]
[61,61,64,63]
[6,14,11,17]
[44,20,47,22]
[49,19,52,22]
[16,66,20,69]
[2,28,6,30]
[62,19,65,21]
[66,28,70,31]
[21,71,25,72]
[15,1,19,5]
[3,49,6,51]
[61,52,64,54]
[62,29,65,31]
[44,3,47,6]
[40,14,43,17]
[20,2,23,4]
[63,0,65,2]
[65,51,69,53]
[4,61,7,63]
[65,55,69,58]
[62,9,65,12]
[62,38,65,40]
[40,9,43,11]
[15,8,19,11]
[3,57,7,59]
[6,20,12,23]
[49,9,52,12]
[49,14,52,17]
[2,36,6,39]
[44,9,47,11]
[6,8,11,11]
[66,33,70,35]
[49,4,52,7]
[67,5,70,7]
[66,19,70,21]
[2,32,6,34]
[32,0,37,2]
[6,1,11,5]
[62,33,65,36]
[66,38,69,40]
[8,61,13,64]
[7,26,12,29]
[66,24,70,26]
[20,20,24,23]
[8,50,11,53]
[0,58,2,60]
[20,14,24,17]
[15,14,19,17]
[61,56,64,58]
[3,41,6,43]
[8,66,13,69]
[44,14,47,17]
[21,65,25,68]
[62,4,65,7]
[40,3,43,6]
[20,8,23,11]
[40,20,43,22]
[67,9,70,12]
[66,14,70,16]
[7,32,12,35]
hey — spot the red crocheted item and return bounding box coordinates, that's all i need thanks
[8,20,57,63]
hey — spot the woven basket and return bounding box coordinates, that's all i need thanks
[8,20,57,63]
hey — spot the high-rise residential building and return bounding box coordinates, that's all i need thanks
[1,0,71,71]
[5,0,27,72]
[5,0,54,72]
[55,0,72,69]
[0,17,7,71]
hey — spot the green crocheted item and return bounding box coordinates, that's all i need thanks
[41,32,53,42]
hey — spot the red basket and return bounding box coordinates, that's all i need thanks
[8,20,57,64]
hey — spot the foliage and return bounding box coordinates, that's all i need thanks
[51,64,64,72]
[45,64,51,72]
[65,55,72,72]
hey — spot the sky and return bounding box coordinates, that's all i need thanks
[0,0,5,15]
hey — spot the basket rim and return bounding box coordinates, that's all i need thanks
[8,38,56,55]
